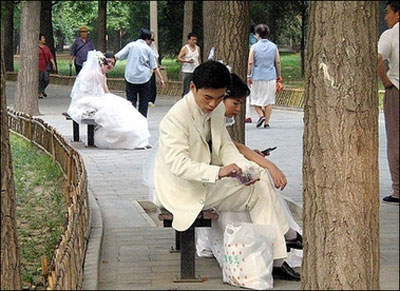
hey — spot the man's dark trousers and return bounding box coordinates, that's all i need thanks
[126,80,151,117]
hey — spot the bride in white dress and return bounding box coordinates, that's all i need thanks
[67,50,151,149]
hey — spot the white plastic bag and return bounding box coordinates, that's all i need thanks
[223,223,275,290]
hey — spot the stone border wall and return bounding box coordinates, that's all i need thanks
[7,109,89,290]
[5,72,384,108]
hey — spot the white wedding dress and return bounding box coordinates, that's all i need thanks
[67,51,150,149]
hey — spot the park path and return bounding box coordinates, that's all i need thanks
[5,81,399,290]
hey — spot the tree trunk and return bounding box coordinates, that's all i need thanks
[202,1,217,62]
[97,0,107,52]
[1,47,22,291]
[214,1,250,144]
[302,2,380,290]
[3,0,14,72]
[14,1,41,115]
[150,1,158,53]
[40,0,57,72]
[182,1,193,46]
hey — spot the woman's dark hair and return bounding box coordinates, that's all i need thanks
[255,24,270,39]
[104,52,117,65]
[192,61,231,90]
[39,33,45,40]
[387,1,399,12]
[139,28,152,40]
[225,73,250,100]
[250,20,256,34]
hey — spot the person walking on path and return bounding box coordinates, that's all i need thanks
[69,26,96,75]
[148,31,165,107]
[115,28,159,118]
[177,32,201,97]
[378,1,399,204]
[38,33,56,99]
[247,24,283,129]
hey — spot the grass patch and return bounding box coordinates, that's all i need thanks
[10,133,67,289]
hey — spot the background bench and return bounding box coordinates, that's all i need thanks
[62,113,96,146]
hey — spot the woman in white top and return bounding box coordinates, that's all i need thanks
[67,50,151,149]
[177,32,201,96]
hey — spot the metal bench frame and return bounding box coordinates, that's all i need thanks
[62,113,96,147]
[158,209,218,282]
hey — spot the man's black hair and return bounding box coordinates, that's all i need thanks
[387,1,399,13]
[192,61,232,90]
[139,28,152,40]
[225,73,250,99]
[255,24,270,39]
[187,32,197,40]
[39,33,45,40]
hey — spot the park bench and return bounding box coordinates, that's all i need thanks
[62,112,97,147]
[158,208,219,282]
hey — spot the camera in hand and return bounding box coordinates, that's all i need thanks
[261,146,277,156]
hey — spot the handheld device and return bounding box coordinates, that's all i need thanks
[261,146,277,156]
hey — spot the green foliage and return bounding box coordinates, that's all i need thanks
[11,133,66,288]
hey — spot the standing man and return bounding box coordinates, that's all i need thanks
[69,26,96,75]
[115,28,158,117]
[38,33,56,99]
[177,32,201,97]
[148,31,166,108]
[378,1,399,204]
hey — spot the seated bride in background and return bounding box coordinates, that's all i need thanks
[67,50,151,150]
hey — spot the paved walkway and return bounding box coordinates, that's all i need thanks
[5,81,399,290]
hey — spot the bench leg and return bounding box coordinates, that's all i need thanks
[173,225,204,282]
[175,231,181,251]
[87,125,95,146]
[73,121,80,142]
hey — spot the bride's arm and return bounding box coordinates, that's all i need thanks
[103,75,111,94]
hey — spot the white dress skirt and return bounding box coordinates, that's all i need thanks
[250,79,276,107]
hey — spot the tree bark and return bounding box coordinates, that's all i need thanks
[202,1,217,62]
[182,1,193,46]
[1,47,22,291]
[97,0,107,52]
[40,0,57,72]
[3,0,14,72]
[302,2,380,290]
[214,1,250,144]
[14,1,41,115]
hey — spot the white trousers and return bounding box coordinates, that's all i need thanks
[204,175,289,259]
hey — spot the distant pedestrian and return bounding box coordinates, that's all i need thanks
[115,28,158,117]
[378,1,399,204]
[177,32,201,97]
[38,33,56,99]
[69,26,96,75]
[246,21,258,123]
[147,31,166,108]
[247,24,283,129]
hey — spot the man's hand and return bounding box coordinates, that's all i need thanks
[218,163,242,179]
[159,79,166,88]
[187,59,194,63]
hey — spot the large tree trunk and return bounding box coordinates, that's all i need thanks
[302,2,380,290]
[97,0,107,52]
[202,1,217,62]
[1,47,22,291]
[14,1,41,115]
[182,1,193,46]
[214,1,250,144]
[40,0,57,72]
[3,0,14,72]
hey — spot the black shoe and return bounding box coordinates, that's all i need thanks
[286,232,303,250]
[264,123,270,128]
[256,116,265,128]
[272,262,300,281]
[43,92,47,97]
[383,195,399,204]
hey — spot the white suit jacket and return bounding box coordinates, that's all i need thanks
[153,91,251,231]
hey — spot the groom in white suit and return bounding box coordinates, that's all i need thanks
[154,61,300,280]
